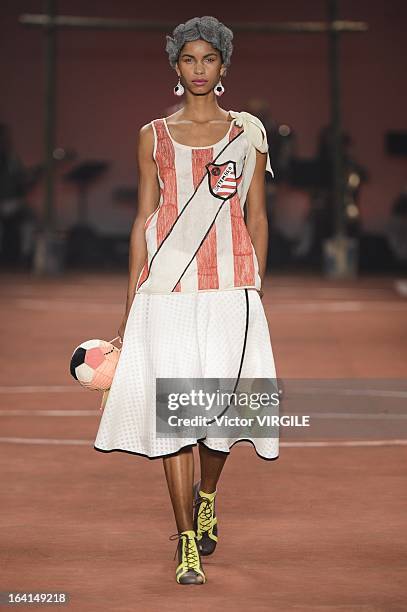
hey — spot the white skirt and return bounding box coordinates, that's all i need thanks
[93,288,279,460]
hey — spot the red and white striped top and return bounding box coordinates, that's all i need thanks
[135,110,273,295]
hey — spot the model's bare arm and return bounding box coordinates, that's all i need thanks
[121,123,160,322]
[245,149,269,296]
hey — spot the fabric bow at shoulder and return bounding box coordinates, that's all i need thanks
[229,110,274,178]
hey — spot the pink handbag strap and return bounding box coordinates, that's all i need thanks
[109,335,122,345]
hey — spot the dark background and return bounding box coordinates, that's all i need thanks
[1,1,406,270]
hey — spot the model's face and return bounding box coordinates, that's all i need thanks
[176,39,225,93]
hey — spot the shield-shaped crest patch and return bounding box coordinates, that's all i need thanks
[206,161,241,201]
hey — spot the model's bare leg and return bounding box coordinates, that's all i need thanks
[198,442,228,492]
[163,445,195,532]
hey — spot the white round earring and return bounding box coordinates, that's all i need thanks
[214,78,225,97]
[174,77,184,96]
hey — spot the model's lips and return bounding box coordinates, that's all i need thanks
[192,80,208,85]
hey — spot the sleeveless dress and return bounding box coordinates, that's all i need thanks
[94,110,279,460]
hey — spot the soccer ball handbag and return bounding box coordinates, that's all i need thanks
[70,336,122,411]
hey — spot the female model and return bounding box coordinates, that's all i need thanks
[94,15,278,585]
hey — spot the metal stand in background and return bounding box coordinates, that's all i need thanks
[63,161,110,268]
[323,234,359,278]
[20,3,368,277]
[322,0,359,278]
[33,226,66,275]
[33,0,65,275]
[64,161,109,225]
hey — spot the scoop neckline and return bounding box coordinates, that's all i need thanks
[162,112,235,149]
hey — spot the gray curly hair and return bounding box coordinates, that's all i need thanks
[165,16,233,73]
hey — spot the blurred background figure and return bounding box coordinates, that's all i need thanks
[386,186,407,266]
[297,124,368,264]
[0,123,39,269]
[241,100,370,270]
[246,97,294,185]
[245,98,297,268]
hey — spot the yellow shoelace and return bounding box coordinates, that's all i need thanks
[194,494,216,536]
[169,531,201,570]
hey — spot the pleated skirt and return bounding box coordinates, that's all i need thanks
[93,288,279,460]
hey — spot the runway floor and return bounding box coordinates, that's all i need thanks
[1,271,406,611]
